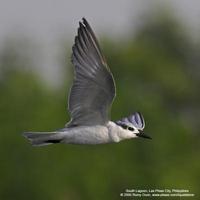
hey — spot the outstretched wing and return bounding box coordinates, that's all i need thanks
[66,18,116,127]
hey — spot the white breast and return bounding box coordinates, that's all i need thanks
[61,125,110,144]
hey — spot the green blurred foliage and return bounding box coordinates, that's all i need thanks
[0,11,200,200]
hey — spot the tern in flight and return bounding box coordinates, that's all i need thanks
[23,18,151,146]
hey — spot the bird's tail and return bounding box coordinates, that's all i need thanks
[23,132,63,146]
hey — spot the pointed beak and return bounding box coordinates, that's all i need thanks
[137,132,152,140]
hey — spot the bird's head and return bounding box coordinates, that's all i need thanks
[116,112,152,140]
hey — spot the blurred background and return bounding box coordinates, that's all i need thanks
[0,0,200,199]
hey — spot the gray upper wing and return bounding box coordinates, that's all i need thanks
[66,18,116,127]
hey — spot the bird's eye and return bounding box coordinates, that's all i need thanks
[128,127,134,131]
[121,124,128,129]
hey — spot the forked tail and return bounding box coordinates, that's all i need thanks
[23,132,63,146]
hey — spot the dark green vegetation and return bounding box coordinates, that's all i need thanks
[0,12,200,200]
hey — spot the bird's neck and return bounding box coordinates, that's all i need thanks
[107,121,135,142]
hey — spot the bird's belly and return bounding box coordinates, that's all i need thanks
[61,125,110,144]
